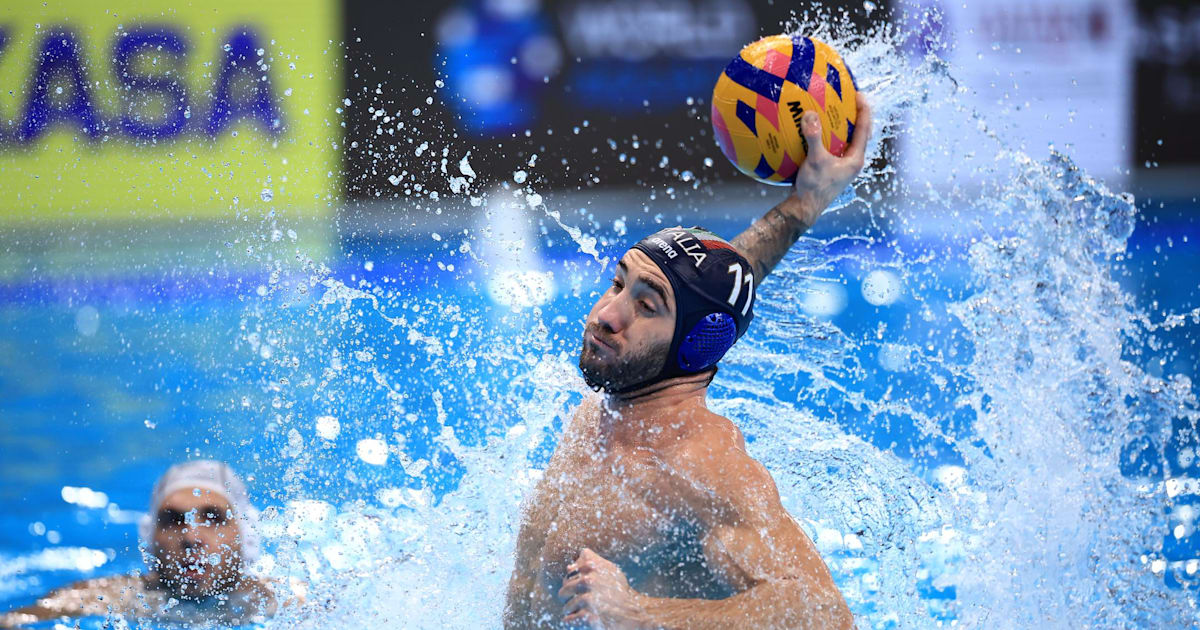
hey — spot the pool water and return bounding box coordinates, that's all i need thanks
[2,193,1197,628]
[3,19,1200,630]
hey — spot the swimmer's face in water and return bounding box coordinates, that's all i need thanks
[151,487,245,600]
[579,249,676,391]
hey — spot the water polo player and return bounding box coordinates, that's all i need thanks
[503,95,872,628]
[1,461,281,627]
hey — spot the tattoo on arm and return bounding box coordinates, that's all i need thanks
[730,195,814,285]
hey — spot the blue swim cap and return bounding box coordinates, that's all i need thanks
[628,226,756,388]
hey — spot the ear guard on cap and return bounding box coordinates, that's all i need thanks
[620,226,756,392]
[678,312,738,371]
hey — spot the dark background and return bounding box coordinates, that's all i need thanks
[1134,0,1200,171]
[342,0,1200,201]
[340,0,878,197]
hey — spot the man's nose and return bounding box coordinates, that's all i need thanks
[181,527,205,549]
[595,294,631,334]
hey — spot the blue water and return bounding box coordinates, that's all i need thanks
[4,15,1200,628]
[2,195,1197,627]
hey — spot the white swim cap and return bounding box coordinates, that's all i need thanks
[137,460,260,566]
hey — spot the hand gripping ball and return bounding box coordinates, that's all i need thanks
[711,34,858,185]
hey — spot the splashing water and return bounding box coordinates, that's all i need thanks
[212,10,1200,630]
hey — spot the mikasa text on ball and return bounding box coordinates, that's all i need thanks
[711,34,858,185]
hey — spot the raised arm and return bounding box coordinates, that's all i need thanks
[731,93,873,283]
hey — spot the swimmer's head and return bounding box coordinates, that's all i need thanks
[579,227,755,393]
[138,460,259,600]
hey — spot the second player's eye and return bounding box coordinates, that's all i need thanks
[640,301,655,314]
[157,509,185,527]
[611,278,623,291]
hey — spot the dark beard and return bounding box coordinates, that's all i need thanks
[152,552,243,600]
[578,324,670,392]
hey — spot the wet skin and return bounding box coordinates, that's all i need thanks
[0,487,276,628]
[150,487,247,598]
[505,94,872,629]
[504,252,851,629]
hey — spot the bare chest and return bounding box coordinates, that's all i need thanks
[523,451,714,597]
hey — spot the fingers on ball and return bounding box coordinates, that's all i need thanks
[802,111,822,138]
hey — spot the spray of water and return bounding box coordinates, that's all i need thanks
[213,7,1200,629]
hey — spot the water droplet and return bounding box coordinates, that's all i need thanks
[315,416,340,440]
[862,270,903,306]
[260,188,274,202]
[75,306,100,337]
[459,153,476,178]
[356,439,388,466]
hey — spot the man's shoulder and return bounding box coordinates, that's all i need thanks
[58,573,145,595]
[661,410,773,502]
[28,573,149,617]
[666,409,746,462]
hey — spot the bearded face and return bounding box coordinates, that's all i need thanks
[578,249,678,393]
[578,321,672,392]
[150,488,245,600]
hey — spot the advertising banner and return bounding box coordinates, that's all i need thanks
[0,0,341,221]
